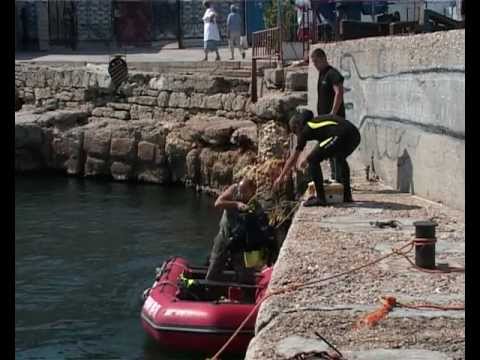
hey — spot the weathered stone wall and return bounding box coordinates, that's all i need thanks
[15,63,252,116]
[308,30,465,210]
[15,63,307,194]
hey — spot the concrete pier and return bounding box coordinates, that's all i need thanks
[246,176,464,359]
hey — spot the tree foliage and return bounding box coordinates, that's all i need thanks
[263,0,297,40]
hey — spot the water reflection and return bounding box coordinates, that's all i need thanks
[15,175,228,360]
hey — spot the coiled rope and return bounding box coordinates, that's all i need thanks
[207,239,464,360]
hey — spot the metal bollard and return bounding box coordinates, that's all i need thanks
[413,220,437,269]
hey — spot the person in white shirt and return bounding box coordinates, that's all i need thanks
[202,1,221,61]
[295,0,314,41]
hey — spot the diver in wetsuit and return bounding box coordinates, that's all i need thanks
[206,177,257,284]
[206,177,276,284]
[273,109,361,206]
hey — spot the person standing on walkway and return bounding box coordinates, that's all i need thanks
[273,110,360,206]
[295,0,313,41]
[202,1,221,61]
[63,2,77,51]
[226,5,245,60]
[312,47,346,182]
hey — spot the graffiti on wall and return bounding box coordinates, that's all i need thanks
[339,52,465,141]
[336,51,464,202]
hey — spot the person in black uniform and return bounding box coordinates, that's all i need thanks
[273,110,361,206]
[312,47,346,183]
[313,48,345,118]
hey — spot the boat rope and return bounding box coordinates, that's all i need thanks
[395,299,465,311]
[314,331,344,359]
[273,202,300,229]
[207,239,464,360]
[392,239,465,274]
[355,295,464,329]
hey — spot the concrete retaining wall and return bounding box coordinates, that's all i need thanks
[308,30,465,210]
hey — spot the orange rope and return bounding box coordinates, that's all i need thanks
[396,300,465,311]
[284,241,415,291]
[393,247,465,274]
[355,295,464,329]
[208,293,270,360]
[208,241,412,359]
[207,239,464,359]
[354,296,397,329]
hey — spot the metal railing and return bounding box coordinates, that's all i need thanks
[249,1,465,103]
[292,1,465,45]
[249,22,311,102]
[252,27,282,62]
[251,26,283,104]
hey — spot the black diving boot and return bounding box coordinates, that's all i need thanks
[306,161,328,207]
[337,158,353,203]
[303,196,328,207]
[304,178,328,207]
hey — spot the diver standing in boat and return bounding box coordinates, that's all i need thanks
[206,177,259,285]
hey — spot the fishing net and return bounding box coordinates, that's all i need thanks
[235,159,298,229]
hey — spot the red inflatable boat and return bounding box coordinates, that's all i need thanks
[140,257,272,354]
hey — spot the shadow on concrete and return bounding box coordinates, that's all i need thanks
[397,149,414,194]
[15,52,45,61]
[341,200,422,211]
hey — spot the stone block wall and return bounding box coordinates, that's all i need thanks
[308,30,465,210]
[15,63,254,116]
[15,63,307,194]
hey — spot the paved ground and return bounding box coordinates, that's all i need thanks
[15,44,253,64]
[245,173,465,360]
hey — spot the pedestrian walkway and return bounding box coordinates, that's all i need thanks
[15,44,253,64]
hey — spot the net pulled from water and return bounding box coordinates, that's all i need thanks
[235,159,299,229]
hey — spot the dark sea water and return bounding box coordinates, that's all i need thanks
[15,175,226,360]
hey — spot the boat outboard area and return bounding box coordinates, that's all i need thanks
[140,257,272,354]
[139,172,287,355]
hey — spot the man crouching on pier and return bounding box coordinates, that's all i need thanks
[273,110,361,206]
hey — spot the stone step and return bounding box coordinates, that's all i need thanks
[213,70,259,79]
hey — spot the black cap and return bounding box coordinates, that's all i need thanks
[289,109,313,132]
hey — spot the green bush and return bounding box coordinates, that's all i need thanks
[264,0,297,40]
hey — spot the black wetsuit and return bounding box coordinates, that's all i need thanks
[317,65,345,118]
[206,185,276,285]
[317,65,346,182]
[296,117,361,202]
